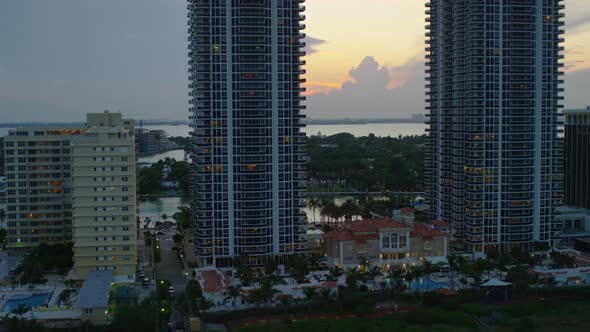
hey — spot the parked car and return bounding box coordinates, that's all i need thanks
[172,246,178,251]
[168,286,175,294]
[142,278,151,286]
[156,231,165,235]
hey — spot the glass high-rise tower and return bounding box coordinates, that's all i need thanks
[187,0,307,269]
[424,0,564,253]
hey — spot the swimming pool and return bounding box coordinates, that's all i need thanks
[1,293,50,313]
[389,277,449,291]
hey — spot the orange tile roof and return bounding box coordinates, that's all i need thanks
[400,207,415,213]
[349,218,408,233]
[433,220,450,227]
[410,223,449,238]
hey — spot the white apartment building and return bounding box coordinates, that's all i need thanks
[72,112,137,280]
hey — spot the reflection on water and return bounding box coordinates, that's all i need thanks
[139,197,189,228]
[138,150,186,164]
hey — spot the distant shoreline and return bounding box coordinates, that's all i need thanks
[0,117,425,128]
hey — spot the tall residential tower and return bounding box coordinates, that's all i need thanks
[564,107,590,209]
[425,0,564,253]
[187,0,307,269]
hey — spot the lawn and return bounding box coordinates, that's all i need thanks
[235,309,477,332]
[492,299,590,331]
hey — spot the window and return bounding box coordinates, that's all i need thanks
[123,236,130,241]
[122,226,129,231]
[123,246,130,251]
[383,233,406,250]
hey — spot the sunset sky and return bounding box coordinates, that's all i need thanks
[0,0,589,121]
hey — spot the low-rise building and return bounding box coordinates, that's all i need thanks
[324,211,449,269]
[78,270,112,325]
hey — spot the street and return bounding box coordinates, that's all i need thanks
[155,229,191,331]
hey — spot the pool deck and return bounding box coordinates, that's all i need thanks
[0,284,65,313]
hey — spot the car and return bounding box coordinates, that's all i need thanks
[138,272,145,278]
[156,231,165,235]
[168,286,175,293]
[142,278,151,286]
[171,246,178,251]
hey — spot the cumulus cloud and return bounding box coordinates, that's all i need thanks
[306,56,425,119]
[305,36,326,55]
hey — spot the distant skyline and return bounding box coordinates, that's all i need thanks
[0,0,589,122]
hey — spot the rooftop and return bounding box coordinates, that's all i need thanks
[195,268,230,293]
[78,270,113,308]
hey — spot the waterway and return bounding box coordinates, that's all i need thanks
[143,123,426,138]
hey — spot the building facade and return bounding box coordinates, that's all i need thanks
[324,212,449,269]
[3,126,85,247]
[564,107,590,209]
[187,0,307,269]
[72,112,137,279]
[425,0,564,253]
[2,112,137,279]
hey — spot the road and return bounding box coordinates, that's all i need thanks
[155,229,190,331]
[156,230,189,293]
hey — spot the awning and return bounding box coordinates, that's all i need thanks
[481,278,512,287]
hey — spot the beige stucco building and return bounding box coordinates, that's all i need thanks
[72,112,137,279]
[324,209,449,269]
[3,112,137,280]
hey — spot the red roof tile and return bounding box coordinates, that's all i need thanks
[349,218,409,233]
[433,220,450,227]
[324,228,356,241]
[400,207,415,213]
[410,223,449,238]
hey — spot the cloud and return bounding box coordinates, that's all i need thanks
[564,68,590,109]
[307,56,425,119]
[305,36,326,55]
[567,12,590,32]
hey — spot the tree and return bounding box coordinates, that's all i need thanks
[12,304,28,318]
[367,265,383,281]
[303,287,317,312]
[174,206,191,230]
[387,268,405,309]
[506,265,533,297]
[277,294,293,313]
[111,297,160,331]
[172,233,183,244]
[340,199,360,220]
[307,198,322,223]
[422,260,433,291]
[447,255,459,292]
[317,288,336,306]
[161,214,169,221]
[345,268,361,289]
[286,254,310,283]
[250,277,281,309]
[196,297,214,317]
[328,265,344,281]
[0,229,6,244]
[224,285,242,312]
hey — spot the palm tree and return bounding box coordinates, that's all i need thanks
[422,260,433,291]
[320,201,336,225]
[317,288,335,306]
[345,268,360,289]
[303,287,317,312]
[307,198,322,223]
[367,265,383,281]
[12,304,28,319]
[224,285,242,312]
[447,255,459,292]
[340,199,360,221]
[277,294,293,313]
[328,265,343,281]
[196,297,214,316]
